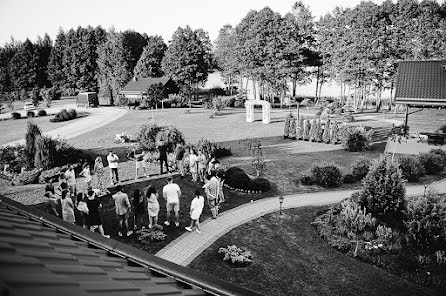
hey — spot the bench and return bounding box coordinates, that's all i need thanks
[368,126,394,143]
[419,132,446,145]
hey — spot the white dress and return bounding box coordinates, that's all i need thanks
[190,196,204,220]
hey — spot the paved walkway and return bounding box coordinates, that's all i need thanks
[156,178,446,266]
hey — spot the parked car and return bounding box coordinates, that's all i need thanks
[23,102,36,111]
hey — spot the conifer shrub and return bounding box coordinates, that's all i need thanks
[284,113,293,138]
[322,120,331,143]
[341,126,371,152]
[311,161,343,188]
[397,155,425,182]
[289,117,297,139]
[315,119,323,142]
[25,121,42,168]
[34,135,57,170]
[419,151,446,174]
[309,118,317,141]
[330,121,339,144]
[351,157,372,181]
[296,116,304,140]
[356,156,406,228]
[303,119,310,140]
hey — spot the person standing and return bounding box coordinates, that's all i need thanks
[112,185,132,237]
[185,189,205,233]
[146,185,160,229]
[189,148,198,182]
[44,177,55,194]
[163,176,181,227]
[86,190,109,238]
[61,190,75,224]
[197,150,207,182]
[44,192,59,217]
[132,189,145,230]
[107,151,120,185]
[64,165,76,196]
[174,143,185,177]
[76,192,89,229]
[79,163,92,187]
[158,140,169,175]
[203,171,220,218]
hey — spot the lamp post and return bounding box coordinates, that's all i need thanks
[279,195,284,215]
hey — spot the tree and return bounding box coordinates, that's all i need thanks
[214,24,239,94]
[144,83,164,108]
[9,39,39,92]
[162,26,212,97]
[134,35,167,78]
[25,121,42,168]
[48,28,67,92]
[35,34,53,88]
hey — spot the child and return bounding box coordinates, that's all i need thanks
[86,190,109,238]
[44,192,59,217]
[132,189,145,230]
[185,189,205,233]
[79,163,92,187]
[76,192,89,229]
[61,190,75,224]
[146,185,160,229]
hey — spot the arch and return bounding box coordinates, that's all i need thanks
[245,100,271,124]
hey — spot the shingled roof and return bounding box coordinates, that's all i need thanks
[0,197,260,296]
[121,77,171,94]
[395,60,446,107]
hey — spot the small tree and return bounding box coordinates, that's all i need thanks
[34,135,56,170]
[296,115,304,140]
[289,117,297,139]
[284,112,293,138]
[303,119,310,140]
[322,119,331,143]
[309,118,317,142]
[145,82,164,108]
[25,121,42,168]
[356,155,406,228]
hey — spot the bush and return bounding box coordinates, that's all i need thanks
[52,140,91,168]
[37,110,47,116]
[300,174,314,185]
[218,245,252,266]
[343,173,356,184]
[38,166,64,184]
[322,120,331,143]
[397,155,425,182]
[11,112,21,119]
[341,126,371,152]
[197,139,232,158]
[356,156,406,228]
[404,189,446,254]
[226,171,251,190]
[34,135,57,170]
[351,157,372,181]
[138,123,185,152]
[311,162,343,188]
[27,111,35,118]
[419,151,446,175]
[138,229,167,243]
[296,116,304,140]
[303,119,310,140]
[68,108,77,118]
[50,108,77,122]
[248,177,271,192]
[225,167,245,179]
[429,149,446,167]
[14,168,42,185]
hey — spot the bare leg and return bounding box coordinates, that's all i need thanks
[174,210,179,224]
[153,215,158,226]
[98,225,105,235]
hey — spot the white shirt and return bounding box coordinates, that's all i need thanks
[64,169,76,186]
[107,154,119,168]
[163,183,181,204]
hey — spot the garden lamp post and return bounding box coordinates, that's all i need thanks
[279,195,284,215]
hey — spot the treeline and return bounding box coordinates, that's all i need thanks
[0,25,211,105]
[215,0,446,110]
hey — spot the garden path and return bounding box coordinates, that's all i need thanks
[4,106,128,146]
[156,177,446,266]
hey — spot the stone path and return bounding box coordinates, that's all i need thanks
[156,178,446,266]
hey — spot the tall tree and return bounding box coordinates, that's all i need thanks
[35,33,52,88]
[9,39,39,93]
[134,35,167,78]
[48,28,67,92]
[122,30,148,73]
[214,24,239,94]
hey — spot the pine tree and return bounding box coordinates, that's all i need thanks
[309,118,317,141]
[315,119,323,142]
[134,35,167,78]
[34,135,56,170]
[296,115,304,140]
[303,119,310,140]
[9,39,39,92]
[25,121,42,168]
[322,119,331,143]
[289,117,297,139]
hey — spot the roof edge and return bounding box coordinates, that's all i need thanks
[0,196,261,296]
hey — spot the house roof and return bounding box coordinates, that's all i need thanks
[121,77,171,94]
[0,196,260,296]
[395,60,446,107]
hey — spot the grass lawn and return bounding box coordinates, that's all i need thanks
[188,206,442,296]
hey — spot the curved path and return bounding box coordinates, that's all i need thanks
[156,178,446,266]
[4,106,128,146]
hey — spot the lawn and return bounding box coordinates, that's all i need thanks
[188,206,442,296]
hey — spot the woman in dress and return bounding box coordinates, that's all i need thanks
[189,148,198,182]
[61,190,75,224]
[185,189,205,233]
[197,150,207,182]
[146,185,160,229]
[79,162,92,187]
[133,189,145,230]
[64,165,76,196]
[86,189,109,238]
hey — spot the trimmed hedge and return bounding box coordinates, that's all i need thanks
[50,108,77,122]
[248,177,271,192]
[27,111,35,118]
[225,167,245,179]
[226,171,251,190]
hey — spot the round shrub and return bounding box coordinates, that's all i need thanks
[225,167,245,179]
[342,173,356,184]
[429,149,446,167]
[27,111,35,118]
[68,108,77,118]
[311,162,343,188]
[37,110,47,116]
[226,171,251,190]
[351,157,372,181]
[300,174,314,185]
[138,123,185,152]
[341,126,370,152]
[397,155,425,182]
[419,152,445,175]
[11,112,21,119]
[248,177,271,192]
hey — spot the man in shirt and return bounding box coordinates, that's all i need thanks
[163,176,182,227]
[107,151,119,185]
[112,185,132,237]
[158,140,169,175]
[174,143,185,177]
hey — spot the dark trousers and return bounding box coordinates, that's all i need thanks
[111,167,119,183]
[159,158,169,174]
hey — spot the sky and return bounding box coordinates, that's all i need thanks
[0,0,387,46]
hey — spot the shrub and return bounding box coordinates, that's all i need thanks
[429,149,446,167]
[322,120,331,143]
[341,126,371,152]
[284,113,293,138]
[303,119,310,140]
[14,168,42,185]
[309,119,317,141]
[248,177,271,192]
[68,108,77,118]
[138,123,185,152]
[34,135,57,170]
[27,111,35,118]
[50,108,77,122]
[300,174,314,185]
[138,229,167,243]
[397,155,425,182]
[225,167,245,179]
[52,140,91,168]
[226,171,251,190]
[356,156,406,228]
[197,139,232,158]
[419,151,446,174]
[37,110,47,116]
[38,166,64,184]
[351,157,372,181]
[330,121,339,144]
[289,117,296,139]
[25,121,42,168]
[218,245,252,265]
[311,161,343,188]
[404,189,446,254]
[343,173,356,184]
[296,116,304,140]
[11,112,21,119]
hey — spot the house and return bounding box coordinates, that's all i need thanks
[120,76,178,103]
[0,196,259,296]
